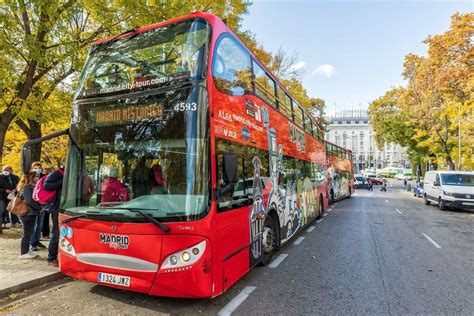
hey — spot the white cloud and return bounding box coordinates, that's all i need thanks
[311,64,335,78]
[288,61,306,72]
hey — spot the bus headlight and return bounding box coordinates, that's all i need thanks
[170,255,178,265]
[160,240,206,272]
[59,236,76,258]
[181,252,190,262]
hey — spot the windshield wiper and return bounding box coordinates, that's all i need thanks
[62,214,89,223]
[112,207,170,233]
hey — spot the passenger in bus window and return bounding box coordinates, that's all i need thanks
[81,171,95,205]
[150,163,167,194]
[100,166,129,203]
[131,159,152,197]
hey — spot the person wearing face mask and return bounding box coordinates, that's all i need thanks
[42,161,65,267]
[29,162,48,251]
[16,170,42,259]
[0,165,20,229]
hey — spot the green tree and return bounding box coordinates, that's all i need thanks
[0,0,250,163]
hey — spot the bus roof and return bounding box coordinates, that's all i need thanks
[91,11,325,134]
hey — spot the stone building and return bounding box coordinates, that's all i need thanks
[324,110,408,173]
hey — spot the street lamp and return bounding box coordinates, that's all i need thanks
[458,102,462,170]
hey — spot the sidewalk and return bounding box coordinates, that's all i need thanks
[0,226,63,299]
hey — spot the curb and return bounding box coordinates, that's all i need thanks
[0,272,65,300]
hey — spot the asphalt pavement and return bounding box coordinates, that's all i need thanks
[2,181,473,315]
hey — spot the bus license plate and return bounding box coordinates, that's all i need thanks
[463,202,474,206]
[98,272,130,287]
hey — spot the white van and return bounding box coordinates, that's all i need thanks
[423,171,474,210]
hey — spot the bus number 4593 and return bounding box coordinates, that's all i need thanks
[174,102,197,112]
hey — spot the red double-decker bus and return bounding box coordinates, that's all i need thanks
[22,12,330,298]
[325,142,354,202]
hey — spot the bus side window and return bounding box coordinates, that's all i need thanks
[216,139,253,211]
[253,60,277,107]
[212,35,252,96]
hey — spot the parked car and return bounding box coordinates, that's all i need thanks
[423,171,474,210]
[413,182,424,197]
[354,175,367,189]
[366,174,383,185]
[395,173,413,181]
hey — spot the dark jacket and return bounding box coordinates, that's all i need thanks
[43,169,63,214]
[20,184,42,216]
[0,174,20,201]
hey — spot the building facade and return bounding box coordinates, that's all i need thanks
[325,110,408,173]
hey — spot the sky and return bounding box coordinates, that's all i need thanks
[241,0,473,114]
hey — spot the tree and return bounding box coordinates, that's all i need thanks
[0,0,250,163]
[368,13,473,170]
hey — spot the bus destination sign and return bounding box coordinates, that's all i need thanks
[93,103,163,126]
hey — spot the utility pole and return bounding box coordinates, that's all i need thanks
[458,102,462,170]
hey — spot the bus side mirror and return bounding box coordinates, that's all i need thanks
[21,128,70,174]
[433,180,440,186]
[21,146,33,174]
[223,153,238,184]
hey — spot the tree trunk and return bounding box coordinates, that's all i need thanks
[28,120,42,163]
[446,156,456,170]
[0,108,16,164]
[16,119,43,165]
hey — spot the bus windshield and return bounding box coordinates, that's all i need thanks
[62,85,210,222]
[76,18,210,99]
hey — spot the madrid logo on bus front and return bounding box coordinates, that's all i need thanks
[99,233,130,250]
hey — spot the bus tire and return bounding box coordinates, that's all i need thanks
[261,213,277,266]
[316,195,324,220]
[330,190,335,204]
[348,186,351,198]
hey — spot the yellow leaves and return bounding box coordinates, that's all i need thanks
[371,13,473,170]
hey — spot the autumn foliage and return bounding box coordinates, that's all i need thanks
[369,13,473,171]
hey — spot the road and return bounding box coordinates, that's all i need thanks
[2,181,473,315]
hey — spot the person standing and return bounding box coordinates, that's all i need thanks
[29,162,47,251]
[17,171,42,259]
[43,163,64,267]
[0,165,20,229]
[403,178,408,191]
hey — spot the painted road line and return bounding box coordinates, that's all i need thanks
[316,219,323,223]
[269,254,288,268]
[323,213,328,217]
[385,199,389,203]
[395,209,402,215]
[218,286,256,316]
[293,236,305,245]
[327,208,332,212]
[306,226,316,232]
[422,233,442,249]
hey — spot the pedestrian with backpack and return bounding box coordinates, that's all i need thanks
[42,163,64,267]
[15,170,42,259]
[29,162,47,251]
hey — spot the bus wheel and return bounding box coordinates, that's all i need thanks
[316,197,324,220]
[348,186,352,198]
[261,215,276,265]
[330,190,335,204]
